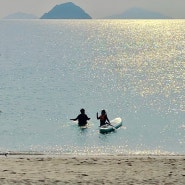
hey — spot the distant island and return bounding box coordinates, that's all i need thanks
[2,3,172,20]
[107,7,171,19]
[40,2,92,19]
[3,12,38,19]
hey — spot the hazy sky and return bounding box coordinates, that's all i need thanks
[0,0,185,19]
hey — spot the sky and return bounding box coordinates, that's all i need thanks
[0,0,185,19]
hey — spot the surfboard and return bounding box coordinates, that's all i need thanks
[99,117,122,134]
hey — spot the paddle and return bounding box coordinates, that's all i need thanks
[106,122,116,130]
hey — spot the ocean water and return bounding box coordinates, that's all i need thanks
[0,20,184,155]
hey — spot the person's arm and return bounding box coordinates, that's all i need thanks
[70,115,78,121]
[70,118,77,121]
[106,115,110,123]
[85,114,90,120]
[96,112,99,119]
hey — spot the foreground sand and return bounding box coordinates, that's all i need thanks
[0,155,184,184]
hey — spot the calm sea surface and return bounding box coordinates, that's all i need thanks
[0,20,184,155]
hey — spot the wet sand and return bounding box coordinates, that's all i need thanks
[0,155,184,184]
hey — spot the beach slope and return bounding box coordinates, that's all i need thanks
[0,155,184,184]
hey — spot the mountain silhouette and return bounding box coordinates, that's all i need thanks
[107,7,171,19]
[3,12,37,19]
[40,2,91,19]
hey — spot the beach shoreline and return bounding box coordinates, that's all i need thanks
[0,154,184,184]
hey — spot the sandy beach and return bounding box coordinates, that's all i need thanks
[0,155,184,184]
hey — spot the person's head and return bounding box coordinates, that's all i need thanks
[101,110,106,115]
[80,108,85,114]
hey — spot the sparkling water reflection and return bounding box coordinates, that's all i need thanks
[0,20,184,155]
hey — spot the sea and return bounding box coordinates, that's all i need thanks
[0,19,184,155]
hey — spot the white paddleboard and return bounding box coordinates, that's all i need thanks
[99,117,122,134]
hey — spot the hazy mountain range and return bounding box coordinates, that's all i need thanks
[3,2,171,19]
[107,7,171,19]
[3,12,38,19]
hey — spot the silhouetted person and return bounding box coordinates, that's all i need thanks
[70,108,90,126]
[97,110,110,127]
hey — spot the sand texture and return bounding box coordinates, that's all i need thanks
[0,155,184,184]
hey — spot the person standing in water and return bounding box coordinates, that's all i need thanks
[97,109,110,127]
[70,108,90,127]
